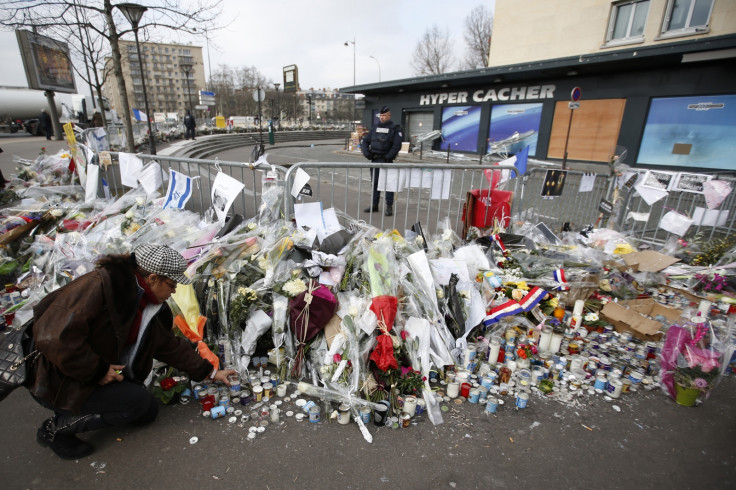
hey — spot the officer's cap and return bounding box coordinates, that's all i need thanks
[379,106,391,114]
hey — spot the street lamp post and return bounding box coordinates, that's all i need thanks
[274,82,280,128]
[344,37,356,129]
[179,60,194,116]
[117,2,156,155]
[369,55,381,82]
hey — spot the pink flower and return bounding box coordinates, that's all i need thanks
[694,378,709,389]
[333,353,342,363]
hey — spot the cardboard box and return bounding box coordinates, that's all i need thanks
[600,298,682,341]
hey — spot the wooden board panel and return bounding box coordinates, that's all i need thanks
[547,99,626,163]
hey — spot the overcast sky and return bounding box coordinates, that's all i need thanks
[0,0,495,91]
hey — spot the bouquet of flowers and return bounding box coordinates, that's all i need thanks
[660,311,731,407]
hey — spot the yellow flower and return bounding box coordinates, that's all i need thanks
[511,288,525,301]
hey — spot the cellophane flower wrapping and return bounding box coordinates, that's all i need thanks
[660,312,733,403]
[258,170,283,227]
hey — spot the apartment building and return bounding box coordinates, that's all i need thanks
[489,0,735,66]
[103,40,206,122]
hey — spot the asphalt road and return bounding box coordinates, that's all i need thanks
[1,374,734,489]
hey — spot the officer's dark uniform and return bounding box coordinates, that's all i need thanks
[184,111,196,140]
[361,106,403,216]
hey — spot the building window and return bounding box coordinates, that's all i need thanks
[661,0,713,35]
[607,1,649,45]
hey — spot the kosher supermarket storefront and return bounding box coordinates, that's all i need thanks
[346,34,736,172]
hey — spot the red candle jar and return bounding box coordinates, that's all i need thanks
[460,382,471,398]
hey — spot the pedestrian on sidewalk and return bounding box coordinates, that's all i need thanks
[361,106,402,217]
[29,244,236,459]
[40,109,52,140]
[184,110,196,140]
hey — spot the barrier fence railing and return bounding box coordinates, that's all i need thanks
[95,152,736,246]
[511,167,616,235]
[107,152,287,219]
[616,171,736,247]
[282,161,519,237]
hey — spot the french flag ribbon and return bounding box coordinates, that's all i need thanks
[483,300,524,326]
[518,286,548,312]
[552,268,569,290]
[492,234,507,255]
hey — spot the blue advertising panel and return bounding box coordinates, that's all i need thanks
[440,105,481,152]
[487,103,543,155]
[638,95,736,170]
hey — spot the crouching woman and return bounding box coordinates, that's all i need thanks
[28,244,236,459]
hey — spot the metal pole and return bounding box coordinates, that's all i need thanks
[561,108,574,170]
[258,89,263,146]
[133,28,156,154]
[184,68,193,114]
[352,36,355,131]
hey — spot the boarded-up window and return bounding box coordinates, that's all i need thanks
[547,99,626,163]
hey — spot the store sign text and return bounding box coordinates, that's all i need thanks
[419,85,556,106]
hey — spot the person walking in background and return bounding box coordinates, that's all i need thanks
[40,109,52,140]
[360,106,403,217]
[184,110,196,140]
[92,111,104,128]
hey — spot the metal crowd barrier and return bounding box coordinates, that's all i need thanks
[93,149,736,246]
[105,152,287,219]
[616,171,736,247]
[282,161,518,236]
[512,167,615,234]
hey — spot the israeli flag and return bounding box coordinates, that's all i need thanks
[163,169,193,209]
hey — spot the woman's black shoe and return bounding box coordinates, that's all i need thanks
[36,418,94,460]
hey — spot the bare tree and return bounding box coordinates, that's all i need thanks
[411,24,454,76]
[210,64,271,117]
[0,0,223,152]
[462,5,493,70]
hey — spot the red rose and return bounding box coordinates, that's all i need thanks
[400,330,409,341]
[160,377,177,391]
[333,353,342,363]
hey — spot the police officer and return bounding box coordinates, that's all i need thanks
[184,110,196,140]
[361,106,402,216]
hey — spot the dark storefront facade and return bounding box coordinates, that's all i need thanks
[347,34,736,172]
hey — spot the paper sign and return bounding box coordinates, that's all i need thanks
[578,173,596,193]
[118,152,143,188]
[692,207,729,227]
[634,183,668,206]
[641,170,675,191]
[541,170,566,197]
[291,168,311,198]
[658,211,692,236]
[99,151,112,170]
[85,164,99,203]
[137,161,162,196]
[673,172,711,193]
[294,201,325,236]
[211,171,245,223]
[428,258,470,285]
[702,180,732,209]
[431,169,452,200]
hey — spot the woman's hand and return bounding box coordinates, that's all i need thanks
[99,364,126,385]
[214,368,238,386]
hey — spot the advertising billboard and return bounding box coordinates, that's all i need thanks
[283,65,299,93]
[439,105,481,152]
[487,102,543,155]
[16,30,77,93]
[638,94,736,170]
